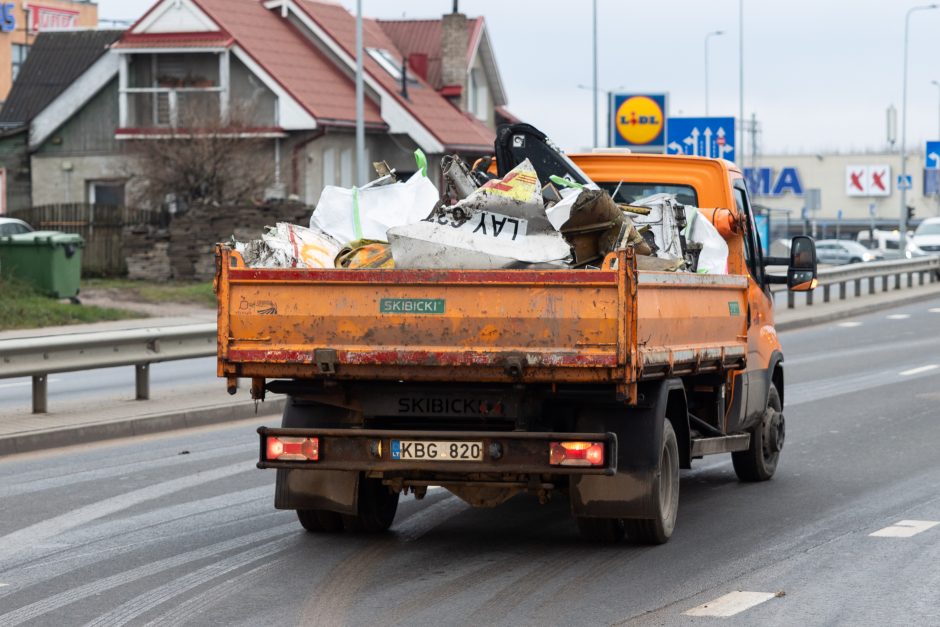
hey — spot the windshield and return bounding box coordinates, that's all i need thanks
[915,222,940,236]
[597,182,699,207]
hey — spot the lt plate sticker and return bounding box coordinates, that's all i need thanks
[459,211,528,241]
[380,298,445,314]
[728,301,741,316]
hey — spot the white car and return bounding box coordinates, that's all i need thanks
[0,217,33,236]
[913,217,940,254]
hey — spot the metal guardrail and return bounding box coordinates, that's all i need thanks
[0,323,216,413]
[771,256,940,308]
[2,257,938,414]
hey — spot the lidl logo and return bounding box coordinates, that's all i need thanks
[609,94,667,149]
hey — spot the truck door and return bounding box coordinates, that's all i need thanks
[732,181,774,426]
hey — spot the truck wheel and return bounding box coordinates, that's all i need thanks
[296,509,344,533]
[576,516,625,543]
[625,419,680,545]
[732,383,783,482]
[342,476,399,533]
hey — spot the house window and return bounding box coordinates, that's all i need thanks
[87,180,126,206]
[322,148,335,188]
[468,68,488,121]
[12,44,29,81]
[125,53,223,128]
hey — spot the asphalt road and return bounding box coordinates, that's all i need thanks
[1,297,939,626]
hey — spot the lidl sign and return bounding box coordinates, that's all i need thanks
[609,93,667,151]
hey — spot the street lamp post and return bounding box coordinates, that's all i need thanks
[592,0,598,148]
[704,30,724,116]
[738,0,744,167]
[900,4,938,252]
[932,79,940,138]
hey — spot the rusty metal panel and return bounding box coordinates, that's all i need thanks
[218,246,623,383]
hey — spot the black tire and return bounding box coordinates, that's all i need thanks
[342,476,399,533]
[732,384,783,482]
[576,516,625,543]
[297,509,344,533]
[849,257,862,264]
[625,419,680,545]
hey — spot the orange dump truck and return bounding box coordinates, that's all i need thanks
[215,148,817,544]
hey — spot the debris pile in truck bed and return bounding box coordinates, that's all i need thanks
[233,124,728,273]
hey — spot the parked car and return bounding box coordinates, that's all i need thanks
[815,239,883,265]
[0,217,33,237]
[912,217,940,254]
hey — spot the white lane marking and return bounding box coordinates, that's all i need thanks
[0,461,251,566]
[929,308,940,313]
[0,378,60,389]
[887,314,911,320]
[683,591,777,617]
[0,583,7,587]
[870,520,939,538]
[836,321,862,328]
[899,364,939,377]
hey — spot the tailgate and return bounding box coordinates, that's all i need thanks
[216,246,633,386]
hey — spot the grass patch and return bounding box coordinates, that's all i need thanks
[0,276,146,331]
[83,278,217,308]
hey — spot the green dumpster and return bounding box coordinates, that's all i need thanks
[0,231,84,299]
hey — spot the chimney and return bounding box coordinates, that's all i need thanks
[440,12,468,110]
[408,53,428,81]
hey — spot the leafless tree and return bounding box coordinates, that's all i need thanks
[128,101,276,211]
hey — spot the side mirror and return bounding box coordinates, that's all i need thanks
[787,235,817,291]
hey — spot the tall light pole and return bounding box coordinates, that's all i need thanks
[932,79,940,138]
[900,4,938,251]
[704,30,724,116]
[738,0,744,167]
[355,0,366,186]
[592,0,598,147]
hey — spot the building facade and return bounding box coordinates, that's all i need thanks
[0,0,98,103]
[0,0,514,213]
[746,150,939,225]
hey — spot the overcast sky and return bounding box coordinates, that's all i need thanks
[98,0,940,156]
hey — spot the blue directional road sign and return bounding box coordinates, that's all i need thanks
[926,141,940,169]
[666,117,735,162]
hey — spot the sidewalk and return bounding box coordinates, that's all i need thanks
[2,281,940,456]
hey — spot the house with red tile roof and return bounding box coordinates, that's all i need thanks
[3,0,514,208]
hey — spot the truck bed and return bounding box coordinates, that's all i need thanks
[216,246,747,402]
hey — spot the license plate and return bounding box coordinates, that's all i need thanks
[390,440,484,461]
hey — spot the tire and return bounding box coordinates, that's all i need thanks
[732,383,784,482]
[625,419,680,545]
[297,509,344,533]
[342,476,399,533]
[576,516,625,543]
[849,257,862,264]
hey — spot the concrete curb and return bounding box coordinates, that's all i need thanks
[0,397,286,457]
[776,287,940,331]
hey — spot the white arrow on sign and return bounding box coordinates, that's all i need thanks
[930,152,940,168]
[667,141,682,153]
[703,127,713,157]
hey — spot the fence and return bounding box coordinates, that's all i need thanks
[9,204,170,276]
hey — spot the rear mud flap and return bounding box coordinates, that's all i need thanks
[570,469,656,519]
[275,468,359,515]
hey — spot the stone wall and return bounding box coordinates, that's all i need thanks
[124,201,311,281]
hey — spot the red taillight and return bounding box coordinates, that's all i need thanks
[549,441,605,467]
[266,436,319,461]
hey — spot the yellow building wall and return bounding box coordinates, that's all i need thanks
[0,1,98,102]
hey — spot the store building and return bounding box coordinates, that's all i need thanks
[0,1,98,104]
[746,150,938,235]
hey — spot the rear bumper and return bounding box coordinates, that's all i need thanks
[257,427,618,476]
